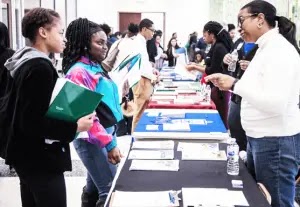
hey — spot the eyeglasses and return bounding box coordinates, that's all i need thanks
[238,13,258,27]
[147,27,156,33]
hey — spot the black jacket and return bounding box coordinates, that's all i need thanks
[0,48,14,98]
[166,46,179,67]
[205,42,230,88]
[147,38,157,63]
[0,57,77,173]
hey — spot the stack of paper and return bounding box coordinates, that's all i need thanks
[172,119,207,125]
[110,190,180,207]
[176,90,197,94]
[173,99,194,104]
[177,143,219,152]
[132,141,175,150]
[178,142,226,161]
[182,188,249,207]
[129,160,180,171]
[182,150,227,161]
[147,111,159,117]
[151,95,177,100]
[163,123,190,131]
[146,125,159,131]
[156,101,171,104]
[128,150,174,160]
[160,111,186,118]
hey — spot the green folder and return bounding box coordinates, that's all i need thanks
[46,78,103,122]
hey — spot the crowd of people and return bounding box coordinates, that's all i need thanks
[0,1,299,207]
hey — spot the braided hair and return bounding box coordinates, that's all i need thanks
[62,18,103,74]
[203,21,233,52]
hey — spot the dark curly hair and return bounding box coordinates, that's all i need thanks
[22,8,60,43]
[62,18,103,74]
[128,23,139,34]
[100,23,111,36]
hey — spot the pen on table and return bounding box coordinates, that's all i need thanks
[168,192,175,204]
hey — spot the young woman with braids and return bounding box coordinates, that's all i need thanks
[186,21,233,128]
[0,8,94,207]
[62,18,122,207]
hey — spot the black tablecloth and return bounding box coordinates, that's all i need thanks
[109,143,270,207]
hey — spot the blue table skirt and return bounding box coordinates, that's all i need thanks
[135,112,227,133]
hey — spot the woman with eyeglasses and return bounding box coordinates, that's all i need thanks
[205,1,300,206]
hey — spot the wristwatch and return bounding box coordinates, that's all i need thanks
[231,79,239,91]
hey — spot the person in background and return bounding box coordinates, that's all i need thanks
[126,23,139,38]
[193,50,205,64]
[0,8,93,207]
[153,32,167,69]
[228,23,244,46]
[186,21,233,129]
[131,18,160,132]
[0,22,14,98]
[147,30,164,66]
[228,24,236,41]
[100,23,113,49]
[205,1,300,206]
[115,31,122,39]
[172,32,177,39]
[166,37,180,67]
[62,18,122,207]
[188,34,198,62]
[196,36,207,53]
[109,31,122,44]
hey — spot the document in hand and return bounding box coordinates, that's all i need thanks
[46,78,103,122]
[110,190,180,207]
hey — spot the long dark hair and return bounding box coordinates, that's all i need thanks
[0,22,10,52]
[62,18,103,74]
[203,21,233,52]
[242,0,300,54]
[167,37,179,49]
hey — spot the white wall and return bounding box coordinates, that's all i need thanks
[66,0,77,25]
[41,0,54,9]
[24,0,40,9]
[77,0,210,47]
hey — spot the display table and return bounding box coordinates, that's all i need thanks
[107,142,270,207]
[133,109,228,140]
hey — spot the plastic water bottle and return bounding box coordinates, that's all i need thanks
[228,49,238,72]
[227,138,239,175]
[205,85,211,103]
